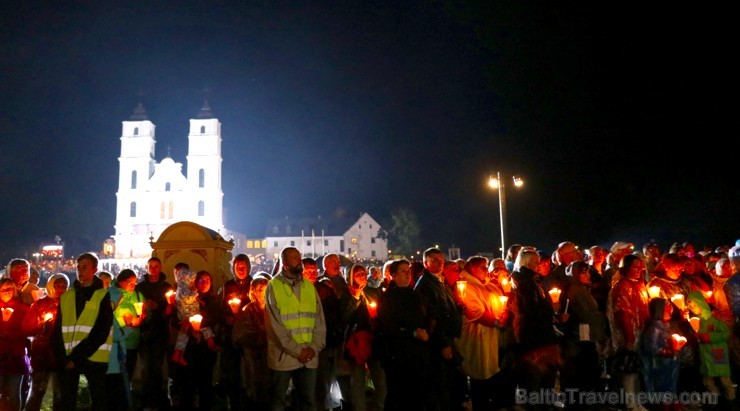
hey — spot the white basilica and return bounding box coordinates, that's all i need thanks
[111,101,237,259]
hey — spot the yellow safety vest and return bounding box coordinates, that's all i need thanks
[60,288,113,363]
[271,277,318,344]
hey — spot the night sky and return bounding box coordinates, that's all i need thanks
[1,2,736,262]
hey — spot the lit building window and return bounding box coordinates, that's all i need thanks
[247,241,253,248]
[160,202,165,219]
[168,201,174,219]
[351,237,357,244]
[261,240,266,248]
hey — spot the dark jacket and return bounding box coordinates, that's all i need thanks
[375,282,429,367]
[510,266,557,350]
[135,273,173,343]
[414,270,462,352]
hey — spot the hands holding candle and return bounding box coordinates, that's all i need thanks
[367,301,378,319]
[648,286,661,299]
[166,290,175,305]
[670,294,685,310]
[689,317,700,333]
[671,334,687,352]
[228,298,241,314]
[548,288,561,304]
[456,281,467,300]
[189,314,203,332]
[1,307,13,322]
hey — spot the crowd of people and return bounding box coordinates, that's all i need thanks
[1,239,740,411]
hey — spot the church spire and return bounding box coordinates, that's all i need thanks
[196,99,215,119]
[130,102,148,121]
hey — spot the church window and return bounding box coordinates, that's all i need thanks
[165,182,171,192]
[290,241,295,246]
[247,241,253,248]
[261,240,267,248]
[198,200,205,216]
[200,125,206,134]
[133,127,139,136]
[160,202,165,219]
[168,201,174,218]
[130,202,136,217]
[199,169,205,188]
[131,171,137,189]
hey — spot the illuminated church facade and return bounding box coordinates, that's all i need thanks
[112,101,241,259]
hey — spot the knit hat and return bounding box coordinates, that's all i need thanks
[610,241,634,255]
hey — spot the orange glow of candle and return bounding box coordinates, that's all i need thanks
[166,290,175,305]
[228,298,242,314]
[2,307,13,322]
[689,317,700,333]
[43,312,54,322]
[456,281,467,299]
[671,294,685,310]
[500,278,512,294]
[671,334,687,351]
[367,301,378,318]
[499,295,508,305]
[134,302,144,316]
[648,286,661,299]
[189,314,203,332]
[548,288,561,303]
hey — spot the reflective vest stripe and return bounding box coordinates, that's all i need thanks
[60,288,113,363]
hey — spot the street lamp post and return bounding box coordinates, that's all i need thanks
[488,172,523,259]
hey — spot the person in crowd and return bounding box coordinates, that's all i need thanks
[233,272,272,411]
[302,258,319,285]
[265,247,326,411]
[0,277,30,411]
[510,249,566,399]
[669,242,687,257]
[114,270,145,383]
[106,270,134,411]
[604,242,635,286]
[21,273,69,411]
[560,261,608,399]
[607,254,649,411]
[714,257,740,379]
[504,244,523,273]
[638,298,680,411]
[642,243,662,279]
[455,256,508,411]
[410,260,425,285]
[587,245,610,312]
[536,250,553,280]
[647,254,692,307]
[171,264,210,367]
[376,258,429,411]
[315,254,346,410]
[97,271,113,289]
[339,263,378,411]
[682,255,712,295]
[488,258,512,295]
[686,291,736,404]
[175,270,223,411]
[6,259,31,298]
[414,247,463,411]
[20,268,41,306]
[543,241,581,295]
[360,264,387,411]
[134,256,174,411]
[216,253,252,410]
[52,252,113,411]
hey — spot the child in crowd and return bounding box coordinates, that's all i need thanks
[639,298,680,411]
[171,267,217,366]
[686,291,736,403]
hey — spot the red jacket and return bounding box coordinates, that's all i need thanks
[0,297,30,375]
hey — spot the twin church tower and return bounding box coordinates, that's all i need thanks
[112,101,229,259]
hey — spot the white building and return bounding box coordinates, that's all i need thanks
[111,101,244,260]
[265,213,388,261]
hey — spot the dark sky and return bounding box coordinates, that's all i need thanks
[1,2,736,262]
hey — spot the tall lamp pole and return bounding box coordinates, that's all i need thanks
[488,172,523,259]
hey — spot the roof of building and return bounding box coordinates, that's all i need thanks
[265,216,356,237]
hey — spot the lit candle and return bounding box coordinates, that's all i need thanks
[43,312,54,322]
[704,290,713,299]
[189,314,203,332]
[1,307,13,322]
[671,334,687,351]
[648,286,661,299]
[134,302,144,316]
[367,301,378,319]
[548,288,561,303]
[671,294,685,310]
[228,298,242,314]
[499,295,508,305]
[500,278,512,294]
[456,281,467,299]
[166,290,175,305]
[689,317,700,333]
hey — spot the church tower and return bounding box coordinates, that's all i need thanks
[114,102,157,258]
[186,100,225,233]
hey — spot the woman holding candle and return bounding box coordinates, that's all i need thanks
[233,272,271,411]
[21,273,69,411]
[113,269,145,380]
[638,298,680,410]
[0,277,30,411]
[454,256,509,411]
[176,270,223,411]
